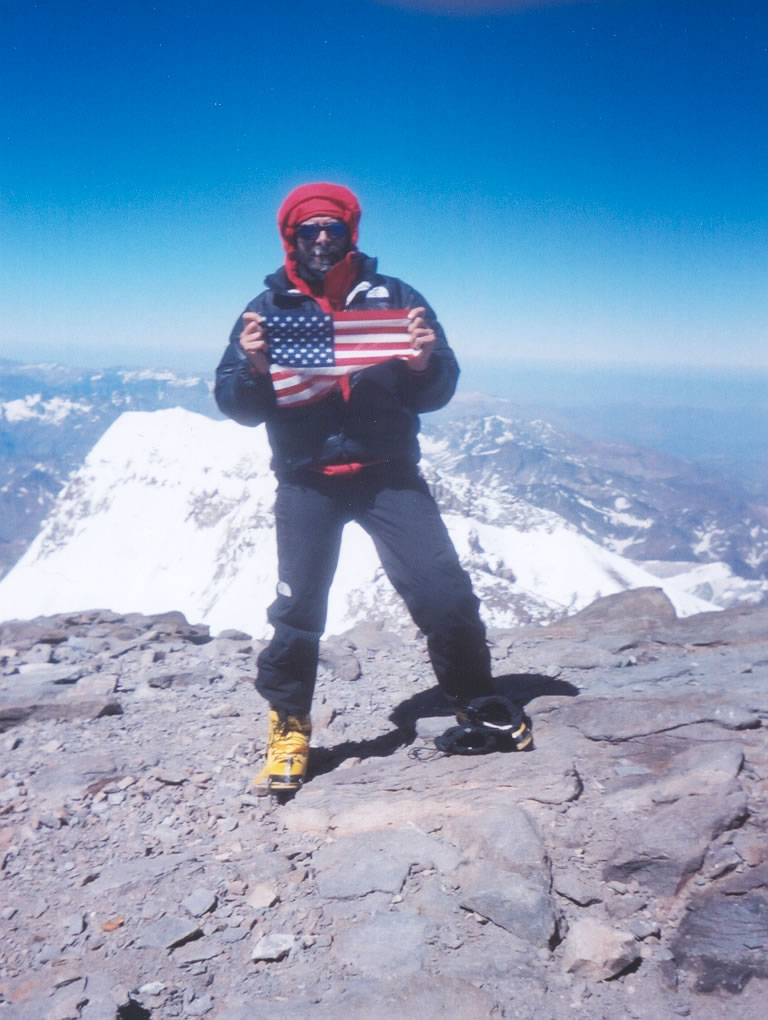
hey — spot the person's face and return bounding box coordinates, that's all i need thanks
[294,216,350,275]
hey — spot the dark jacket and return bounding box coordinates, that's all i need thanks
[214,255,459,474]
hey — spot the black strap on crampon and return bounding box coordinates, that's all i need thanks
[434,724,499,755]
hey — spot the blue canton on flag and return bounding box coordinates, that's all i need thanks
[265,313,336,368]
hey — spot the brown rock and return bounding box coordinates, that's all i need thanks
[562,917,640,980]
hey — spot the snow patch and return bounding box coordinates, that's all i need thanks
[2,394,93,424]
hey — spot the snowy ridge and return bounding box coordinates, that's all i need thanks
[1,394,94,425]
[423,416,768,600]
[116,369,204,387]
[0,361,217,580]
[0,408,731,637]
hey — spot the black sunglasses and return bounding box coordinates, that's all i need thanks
[295,221,347,242]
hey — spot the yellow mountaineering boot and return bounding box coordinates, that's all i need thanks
[252,710,312,792]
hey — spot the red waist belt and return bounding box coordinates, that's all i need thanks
[310,459,387,477]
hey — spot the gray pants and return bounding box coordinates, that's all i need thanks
[256,462,492,716]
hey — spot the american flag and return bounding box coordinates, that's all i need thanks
[266,309,416,408]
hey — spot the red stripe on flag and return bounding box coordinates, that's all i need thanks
[332,309,411,323]
[270,308,415,408]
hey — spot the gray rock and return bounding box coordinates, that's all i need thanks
[209,701,240,718]
[561,917,641,981]
[136,915,202,950]
[88,853,188,894]
[155,766,187,785]
[459,863,558,946]
[250,933,295,961]
[672,892,768,993]
[173,937,224,964]
[148,667,208,689]
[74,673,118,697]
[215,629,252,641]
[444,800,550,880]
[138,982,166,996]
[338,620,403,652]
[66,913,86,935]
[246,882,279,909]
[318,640,361,682]
[181,887,217,917]
[563,694,760,741]
[2,600,767,1020]
[601,741,744,811]
[627,917,661,939]
[0,691,122,731]
[717,860,768,895]
[259,976,503,1020]
[604,789,749,895]
[604,892,648,920]
[567,587,678,629]
[554,873,602,906]
[524,761,583,804]
[311,828,454,899]
[331,912,434,975]
[415,715,453,738]
[186,993,214,1016]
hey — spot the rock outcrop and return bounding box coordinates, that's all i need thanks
[1,587,767,1018]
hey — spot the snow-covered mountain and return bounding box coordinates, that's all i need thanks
[0,407,761,639]
[0,360,213,578]
[423,416,768,595]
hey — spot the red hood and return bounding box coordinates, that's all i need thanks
[278,182,363,311]
[277,182,361,253]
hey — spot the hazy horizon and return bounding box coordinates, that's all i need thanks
[3,346,766,411]
[3,348,766,500]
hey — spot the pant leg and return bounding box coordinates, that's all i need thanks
[356,464,493,702]
[256,474,346,716]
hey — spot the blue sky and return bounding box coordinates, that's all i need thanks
[2,0,767,374]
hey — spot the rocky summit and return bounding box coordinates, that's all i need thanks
[1,587,767,1019]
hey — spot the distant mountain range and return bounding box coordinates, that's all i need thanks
[0,359,213,578]
[457,359,768,501]
[0,357,766,634]
[424,415,768,587]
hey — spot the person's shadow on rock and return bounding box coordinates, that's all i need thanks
[307,687,450,780]
[307,728,406,780]
[307,674,578,781]
[493,672,580,707]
